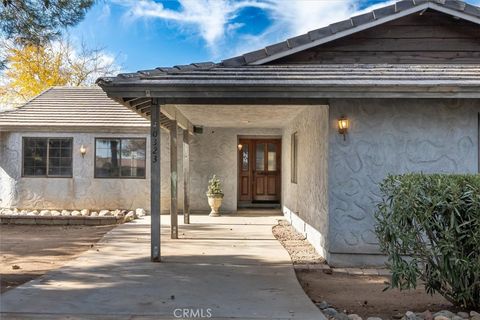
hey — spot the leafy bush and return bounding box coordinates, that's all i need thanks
[374,174,480,309]
[206,175,223,197]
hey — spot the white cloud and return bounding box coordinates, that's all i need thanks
[116,0,270,55]
[113,0,430,61]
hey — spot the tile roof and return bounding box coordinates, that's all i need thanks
[0,87,149,131]
[99,64,480,86]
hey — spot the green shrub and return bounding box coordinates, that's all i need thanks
[374,173,480,309]
[206,174,223,197]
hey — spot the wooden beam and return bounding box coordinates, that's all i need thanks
[150,98,161,262]
[161,105,194,134]
[170,120,179,239]
[135,101,151,111]
[130,97,151,108]
[183,129,190,224]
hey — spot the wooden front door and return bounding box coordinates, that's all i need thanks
[238,139,281,203]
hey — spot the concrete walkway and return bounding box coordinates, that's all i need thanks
[0,210,324,319]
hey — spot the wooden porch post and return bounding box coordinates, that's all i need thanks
[150,99,161,262]
[170,120,179,239]
[183,129,190,224]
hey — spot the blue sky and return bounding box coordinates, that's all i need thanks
[71,0,480,73]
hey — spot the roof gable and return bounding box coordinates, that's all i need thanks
[272,9,480,64]
[222,0,480,66]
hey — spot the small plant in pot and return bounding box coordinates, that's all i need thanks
[206,175,224,217]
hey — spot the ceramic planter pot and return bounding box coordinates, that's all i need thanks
[207,194,223,217]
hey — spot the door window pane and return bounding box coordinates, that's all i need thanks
[256,143,265,171]
[268,143,276,171]
[242,144,249,171]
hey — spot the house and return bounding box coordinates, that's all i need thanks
[2,0,479,267]
[96,0,480,266]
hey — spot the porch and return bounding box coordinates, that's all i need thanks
[147,102,329,262]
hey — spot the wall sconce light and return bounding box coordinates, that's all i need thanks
[80,145,87,158]
[237,143,243,151]
[338,116,349,141]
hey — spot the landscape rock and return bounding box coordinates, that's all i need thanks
[334,313,349,320]
[80,209,90,216]
[457,313,469,319]
[471,312,480,318]
[20,210,28,215]
[39,210,51,216]
[136,208,146,217]
[434,316,450,320]
[406,311,416,320]
[452,316,464,320]
[26,211,36,216]
[422,310,433,320]
[434,311,455,319]
[114,211,125,218]
[316,301,330,309]
[90,212,99,217]
[61,210,71,216]
[124,211,135,222]
[71,210,82,217]
[323,308,338,318]
[99,210,112,217]
[367,317,383,320]
[31,210,39,215]
[348,314,362,320]
[51,210,61,216]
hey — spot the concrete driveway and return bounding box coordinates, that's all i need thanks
[0,210,324,319]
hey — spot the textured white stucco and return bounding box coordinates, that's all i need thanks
[328,99,480,257]
[282,106,329,256]
[0,131,150,210]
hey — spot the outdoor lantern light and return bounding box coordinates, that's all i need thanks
[80,144,87,157]
[338,116,349,140]
[237,143,243,151]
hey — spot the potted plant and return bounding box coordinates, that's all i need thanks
[206,175,224,217]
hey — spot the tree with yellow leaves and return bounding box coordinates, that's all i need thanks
[0,38,120,108]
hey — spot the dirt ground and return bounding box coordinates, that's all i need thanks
[272,220,453,319]
[297,271,452,319]
[0,224,115,293]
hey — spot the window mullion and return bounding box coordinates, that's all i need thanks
[46,138,50,178]
[119,138,123,177]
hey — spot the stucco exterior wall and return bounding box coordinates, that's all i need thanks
[189,127,282,213]
[282,106,329,255]
[0,131,150,210]
[328,99,479,259]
